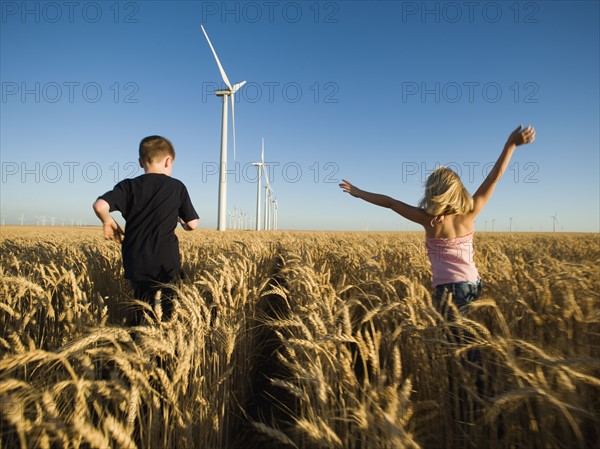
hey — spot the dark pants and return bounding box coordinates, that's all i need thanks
[433,279,483,361]
[433,280,486,420]
[432,280,482,321]
[128,279,177,326]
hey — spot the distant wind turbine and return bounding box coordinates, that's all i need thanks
[201,25,247,231]
[551,212,558,232]
[252,138,265,231]
[265,186,272,230]
[273,197,278,230]
[262,168,274,231]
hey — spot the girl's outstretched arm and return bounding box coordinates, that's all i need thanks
[339,179,429,226]
[471,125,535,216]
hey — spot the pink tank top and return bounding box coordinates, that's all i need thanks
[425,232,480,287]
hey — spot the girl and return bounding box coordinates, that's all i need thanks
[339,125,536,317]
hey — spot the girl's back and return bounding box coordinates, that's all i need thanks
[426,213,474,239]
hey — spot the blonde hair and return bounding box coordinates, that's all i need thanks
[139,135,175,164]
[418,167,473,217]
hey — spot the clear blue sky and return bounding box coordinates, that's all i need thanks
[1,1,598,232]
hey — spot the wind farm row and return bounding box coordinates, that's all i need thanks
[201,25,278,231]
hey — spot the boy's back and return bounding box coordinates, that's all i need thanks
[98,172,197,282]
[93,135,199,325]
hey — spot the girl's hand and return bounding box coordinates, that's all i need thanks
[339,179,361,198]
[507,124,536,147]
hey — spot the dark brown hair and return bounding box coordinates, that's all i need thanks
[139,136,175,164]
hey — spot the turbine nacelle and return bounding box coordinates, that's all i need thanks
[215,80,246,97]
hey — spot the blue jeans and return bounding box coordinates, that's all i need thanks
[433,279,482,320]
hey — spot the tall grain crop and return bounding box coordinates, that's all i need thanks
[1,227,598,448]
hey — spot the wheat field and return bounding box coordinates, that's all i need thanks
[0,226,598,449]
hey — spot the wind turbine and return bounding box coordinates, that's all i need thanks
[265,186,272,230]
[262,165,273,230]
[270,194,276,230]
[551,212,558,232]
[273,198,279,230]
[264,184,269,230]
[201,25,247,231]
[252,138,265,231]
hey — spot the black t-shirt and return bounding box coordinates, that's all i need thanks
[99,173,199,282]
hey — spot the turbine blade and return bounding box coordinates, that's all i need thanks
[230,94,236,160]
[200,25,232,90]
[261,137,265,163]
[262,164,270,185]
[232,81,246,93]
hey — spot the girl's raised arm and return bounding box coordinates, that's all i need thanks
[471,125,535,217]
[339,179,430,226]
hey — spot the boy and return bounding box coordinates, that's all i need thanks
[93,135,199,325]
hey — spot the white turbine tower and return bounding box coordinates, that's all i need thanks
[265,186,272,230]
[551,212,558,232]
[264,184,269,230]
[201,25,247,231]
[252,138,266,231]
[273,197,278,230]
[262,165,273,231]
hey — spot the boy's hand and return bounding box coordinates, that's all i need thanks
[103,221,124,243]
[339,179,361,198]
[178,217,190,231]
[507,124,536,147]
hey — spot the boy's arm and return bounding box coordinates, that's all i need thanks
[179,217,199,231]
[471,125,535,216]
[93,198,124,242]
[339,179,429,226]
